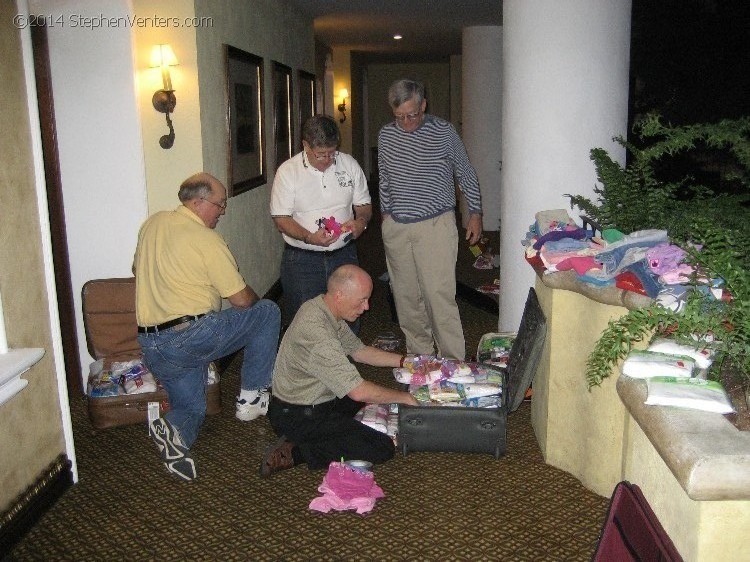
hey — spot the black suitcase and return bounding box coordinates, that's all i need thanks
[398,287,546,458]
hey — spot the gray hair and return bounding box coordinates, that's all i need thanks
[178,172,215,202]
[302,114,340,148]
[388,79,425,108]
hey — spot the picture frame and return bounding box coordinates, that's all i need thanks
[297,70,317,150]
[272,61,293,172]
[225,45,266,196]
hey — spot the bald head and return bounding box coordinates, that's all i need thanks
[178,172,222,203]
[324,265,373,322]
[327,264,370,295]
[179,172,228,229]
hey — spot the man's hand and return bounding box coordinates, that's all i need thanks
[465,214,483,246]
[306,227,339,247]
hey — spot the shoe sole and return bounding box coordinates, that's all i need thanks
[259,435,289,478]
[150,418,196,481]
[166,457,197,481]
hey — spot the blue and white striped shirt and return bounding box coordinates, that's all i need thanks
[377,115,482,223]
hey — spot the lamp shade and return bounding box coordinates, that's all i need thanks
[150,44,178,68]
[339,88,349,101]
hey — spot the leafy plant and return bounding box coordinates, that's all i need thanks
[567,115,750,388]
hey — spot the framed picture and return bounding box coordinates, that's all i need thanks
[225,45,266,196]
[272,61,293,171]
[297,70,317,150]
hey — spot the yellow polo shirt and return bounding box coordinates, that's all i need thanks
[134,205,246,326]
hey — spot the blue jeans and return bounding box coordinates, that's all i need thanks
[137,299,280,448]
[280,243,359,331]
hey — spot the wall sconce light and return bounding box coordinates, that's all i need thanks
[338,88,348,123]
[150,44,178,149]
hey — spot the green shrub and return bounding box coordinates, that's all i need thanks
[566,115,750,388]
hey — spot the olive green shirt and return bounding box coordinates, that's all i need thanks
[272,295,365,405]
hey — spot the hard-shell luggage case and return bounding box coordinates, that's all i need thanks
[398,287,546,458]
[82,277,221,430]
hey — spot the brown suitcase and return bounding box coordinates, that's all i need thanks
[82,277,221,430]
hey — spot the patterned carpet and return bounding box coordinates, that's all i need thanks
[8,218,608,561]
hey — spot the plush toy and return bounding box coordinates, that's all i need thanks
[317,216,344,237]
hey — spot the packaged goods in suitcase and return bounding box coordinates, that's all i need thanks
[82,277,221,430]
[397,287,546,458]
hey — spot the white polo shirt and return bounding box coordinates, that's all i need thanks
[270,150,370,250]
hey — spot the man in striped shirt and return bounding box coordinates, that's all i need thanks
[377,79,483,360]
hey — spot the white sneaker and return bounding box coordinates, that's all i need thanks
[236,389,270,421]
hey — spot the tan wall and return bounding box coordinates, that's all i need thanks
[133,0,205,214]
[366,62,451,150]
[331,47,352,155]
[0,4,66,511]
[193,0,314,295]
[623,410,750,560]
[531,278,629,497]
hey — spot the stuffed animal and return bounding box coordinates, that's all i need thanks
[317,216,344,237]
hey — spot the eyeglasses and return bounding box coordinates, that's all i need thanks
[201,197,227,210]
[393,111,422,122]
[310,149,338,161]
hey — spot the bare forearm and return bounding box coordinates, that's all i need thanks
[350,345,402,368]
[348,380,418,406]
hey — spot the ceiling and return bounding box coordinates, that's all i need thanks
[287,0,503,58]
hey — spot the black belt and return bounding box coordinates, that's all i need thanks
[284,242,351,255]
[272,396,336,411]
[137,314,206,334]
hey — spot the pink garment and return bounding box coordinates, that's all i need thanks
[555,256,599,276]
[309,462,385,515]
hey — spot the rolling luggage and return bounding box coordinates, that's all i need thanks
[398,287,546,458]
[592,481,682,561]
[82,277,221,430]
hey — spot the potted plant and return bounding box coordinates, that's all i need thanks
[566,114,750,413]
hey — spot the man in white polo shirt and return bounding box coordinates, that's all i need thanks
[270,115,371,330]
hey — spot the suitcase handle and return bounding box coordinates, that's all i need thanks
[406,418,423,426]
[481,421,497,430]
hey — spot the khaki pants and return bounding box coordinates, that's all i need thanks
[382,211,465,360]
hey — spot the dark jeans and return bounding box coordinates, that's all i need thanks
[267,396,395,470]
[137,300,280,448]
[280,242,360,332]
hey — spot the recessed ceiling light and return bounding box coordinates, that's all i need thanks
[393,34,402,40]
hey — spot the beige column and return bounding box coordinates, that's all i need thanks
[499,0,632,330]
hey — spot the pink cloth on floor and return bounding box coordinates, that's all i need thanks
[309,462,385,514]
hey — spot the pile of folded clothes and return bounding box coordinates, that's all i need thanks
[523,209,729,311]
[393,355,503,408]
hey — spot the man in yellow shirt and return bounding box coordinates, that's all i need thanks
[135,172,280,480]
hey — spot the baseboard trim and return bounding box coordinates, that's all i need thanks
[0,454,73,557]
[456,281,499,315]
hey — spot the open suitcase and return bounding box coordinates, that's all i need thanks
[82,277,221,430]
[398,287,546,458]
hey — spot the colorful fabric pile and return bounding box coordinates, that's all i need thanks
[394,357,503,408]
[523,209,729,311]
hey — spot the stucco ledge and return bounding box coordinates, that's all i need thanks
[617,375,750,501]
